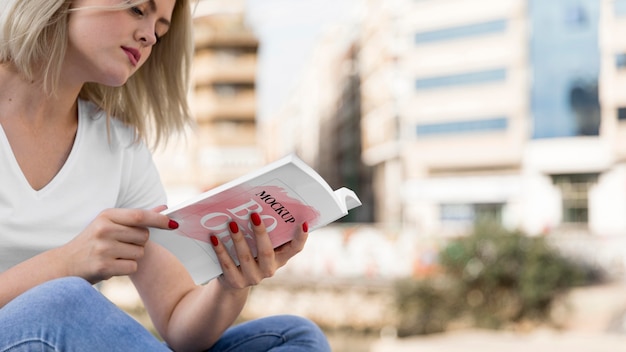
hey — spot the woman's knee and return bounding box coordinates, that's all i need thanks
[267,315,331,350]
[29,277,97,308]
[36,276,94,296]
[211,314,331,352]
[272,315,321,331]
[6,277,102,319]
[0,277,168,352]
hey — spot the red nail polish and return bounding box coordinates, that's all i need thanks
[302,222,309,232]
[229,221,239,233]
[168,219,179,229]
[251,213,262,226]
[210,235,219,247]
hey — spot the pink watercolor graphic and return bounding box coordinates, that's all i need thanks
[169,183,320,259]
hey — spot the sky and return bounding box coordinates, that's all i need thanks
[243,0,360,120]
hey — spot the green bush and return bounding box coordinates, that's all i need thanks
[394,276,462,336]
[394,221,601,336]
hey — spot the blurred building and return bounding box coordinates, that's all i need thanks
[154,0,626,239]
[263,24,374,223]
[262,0,626,238]
[357,0,626,237]
[154,0,263,202]
[599,0,626,233]
[378,0,530,235]
[359,0,416,227]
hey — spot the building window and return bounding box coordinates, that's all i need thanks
[551,173,598,225]
[415,19,507,44]
[616,53,626,69]
[564,5,588,27]
[568,81,600,136]
[441,203,504,228]
[618,107,626,121]
[415,69,506,90]
[416,117,508,136]
[441,204,473,223]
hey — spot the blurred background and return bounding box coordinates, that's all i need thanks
[102,0,626,350]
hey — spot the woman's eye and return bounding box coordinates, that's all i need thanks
[131,6,144,16]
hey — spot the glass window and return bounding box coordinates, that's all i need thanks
[416,117,508,136]
[564,5,588,27]
[441,203,504,227]
[568,81,600,136]
[415,19,507,44]
[616,53,626,69]
[440,204,473,225]
[551,173,598,225]
[415,69,506,90]
[618,107,626,121]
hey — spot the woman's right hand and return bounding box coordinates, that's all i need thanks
[60,207,176,284]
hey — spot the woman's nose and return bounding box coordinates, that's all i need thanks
[136,23,157,46]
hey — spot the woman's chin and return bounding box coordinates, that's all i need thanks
[95,76,130,88]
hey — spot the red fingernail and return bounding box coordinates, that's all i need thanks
[229,221,239,233]
[210,235,219,247]
[168,220,179,229]
[251,213,262,226]
[302,222,309,232]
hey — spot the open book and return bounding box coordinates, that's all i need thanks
[150,154,362,284]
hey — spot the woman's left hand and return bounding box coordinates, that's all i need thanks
[210,213,308,290]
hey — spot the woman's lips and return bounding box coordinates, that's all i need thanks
[121,46,141,66]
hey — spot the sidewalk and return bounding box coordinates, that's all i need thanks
[370,282,626,352]
[370,329,626,352]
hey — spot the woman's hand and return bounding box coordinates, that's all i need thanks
[60,206,176,284]
[210,213,308,291]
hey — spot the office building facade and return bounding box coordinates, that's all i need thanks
[361,0,626,236]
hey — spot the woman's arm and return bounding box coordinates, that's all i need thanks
[0,246,71,307]
[129,243,249,352]
[131,216,309,352]
[0,207,174,308]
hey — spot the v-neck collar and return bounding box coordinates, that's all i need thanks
[0,101,84,197]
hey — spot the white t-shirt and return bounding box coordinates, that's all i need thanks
[0,99,166,272]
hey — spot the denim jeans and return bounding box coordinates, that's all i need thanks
[0,277,331,352]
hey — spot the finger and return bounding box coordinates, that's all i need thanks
[111,241,146,261]
[84,244,143,280]
[228,221,262,277]
[88,234,145,261]
[87,213,149,247]
[249,213,276,277]
[151,204,169,213]
[209,234,242,279]
[102,208,178,231]
[275,222,309,266]
[110,258,140,277]
[290,222,309,251]
[103,222,150,246]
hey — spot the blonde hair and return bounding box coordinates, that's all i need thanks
[0,0,194,148]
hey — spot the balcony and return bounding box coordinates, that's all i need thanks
[194,30,258,50]
[192,88,256,121]
[192,51,257,85]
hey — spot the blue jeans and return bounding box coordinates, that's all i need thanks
[0,277,331,352]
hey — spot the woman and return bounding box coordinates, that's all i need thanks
[0,0,331,351]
